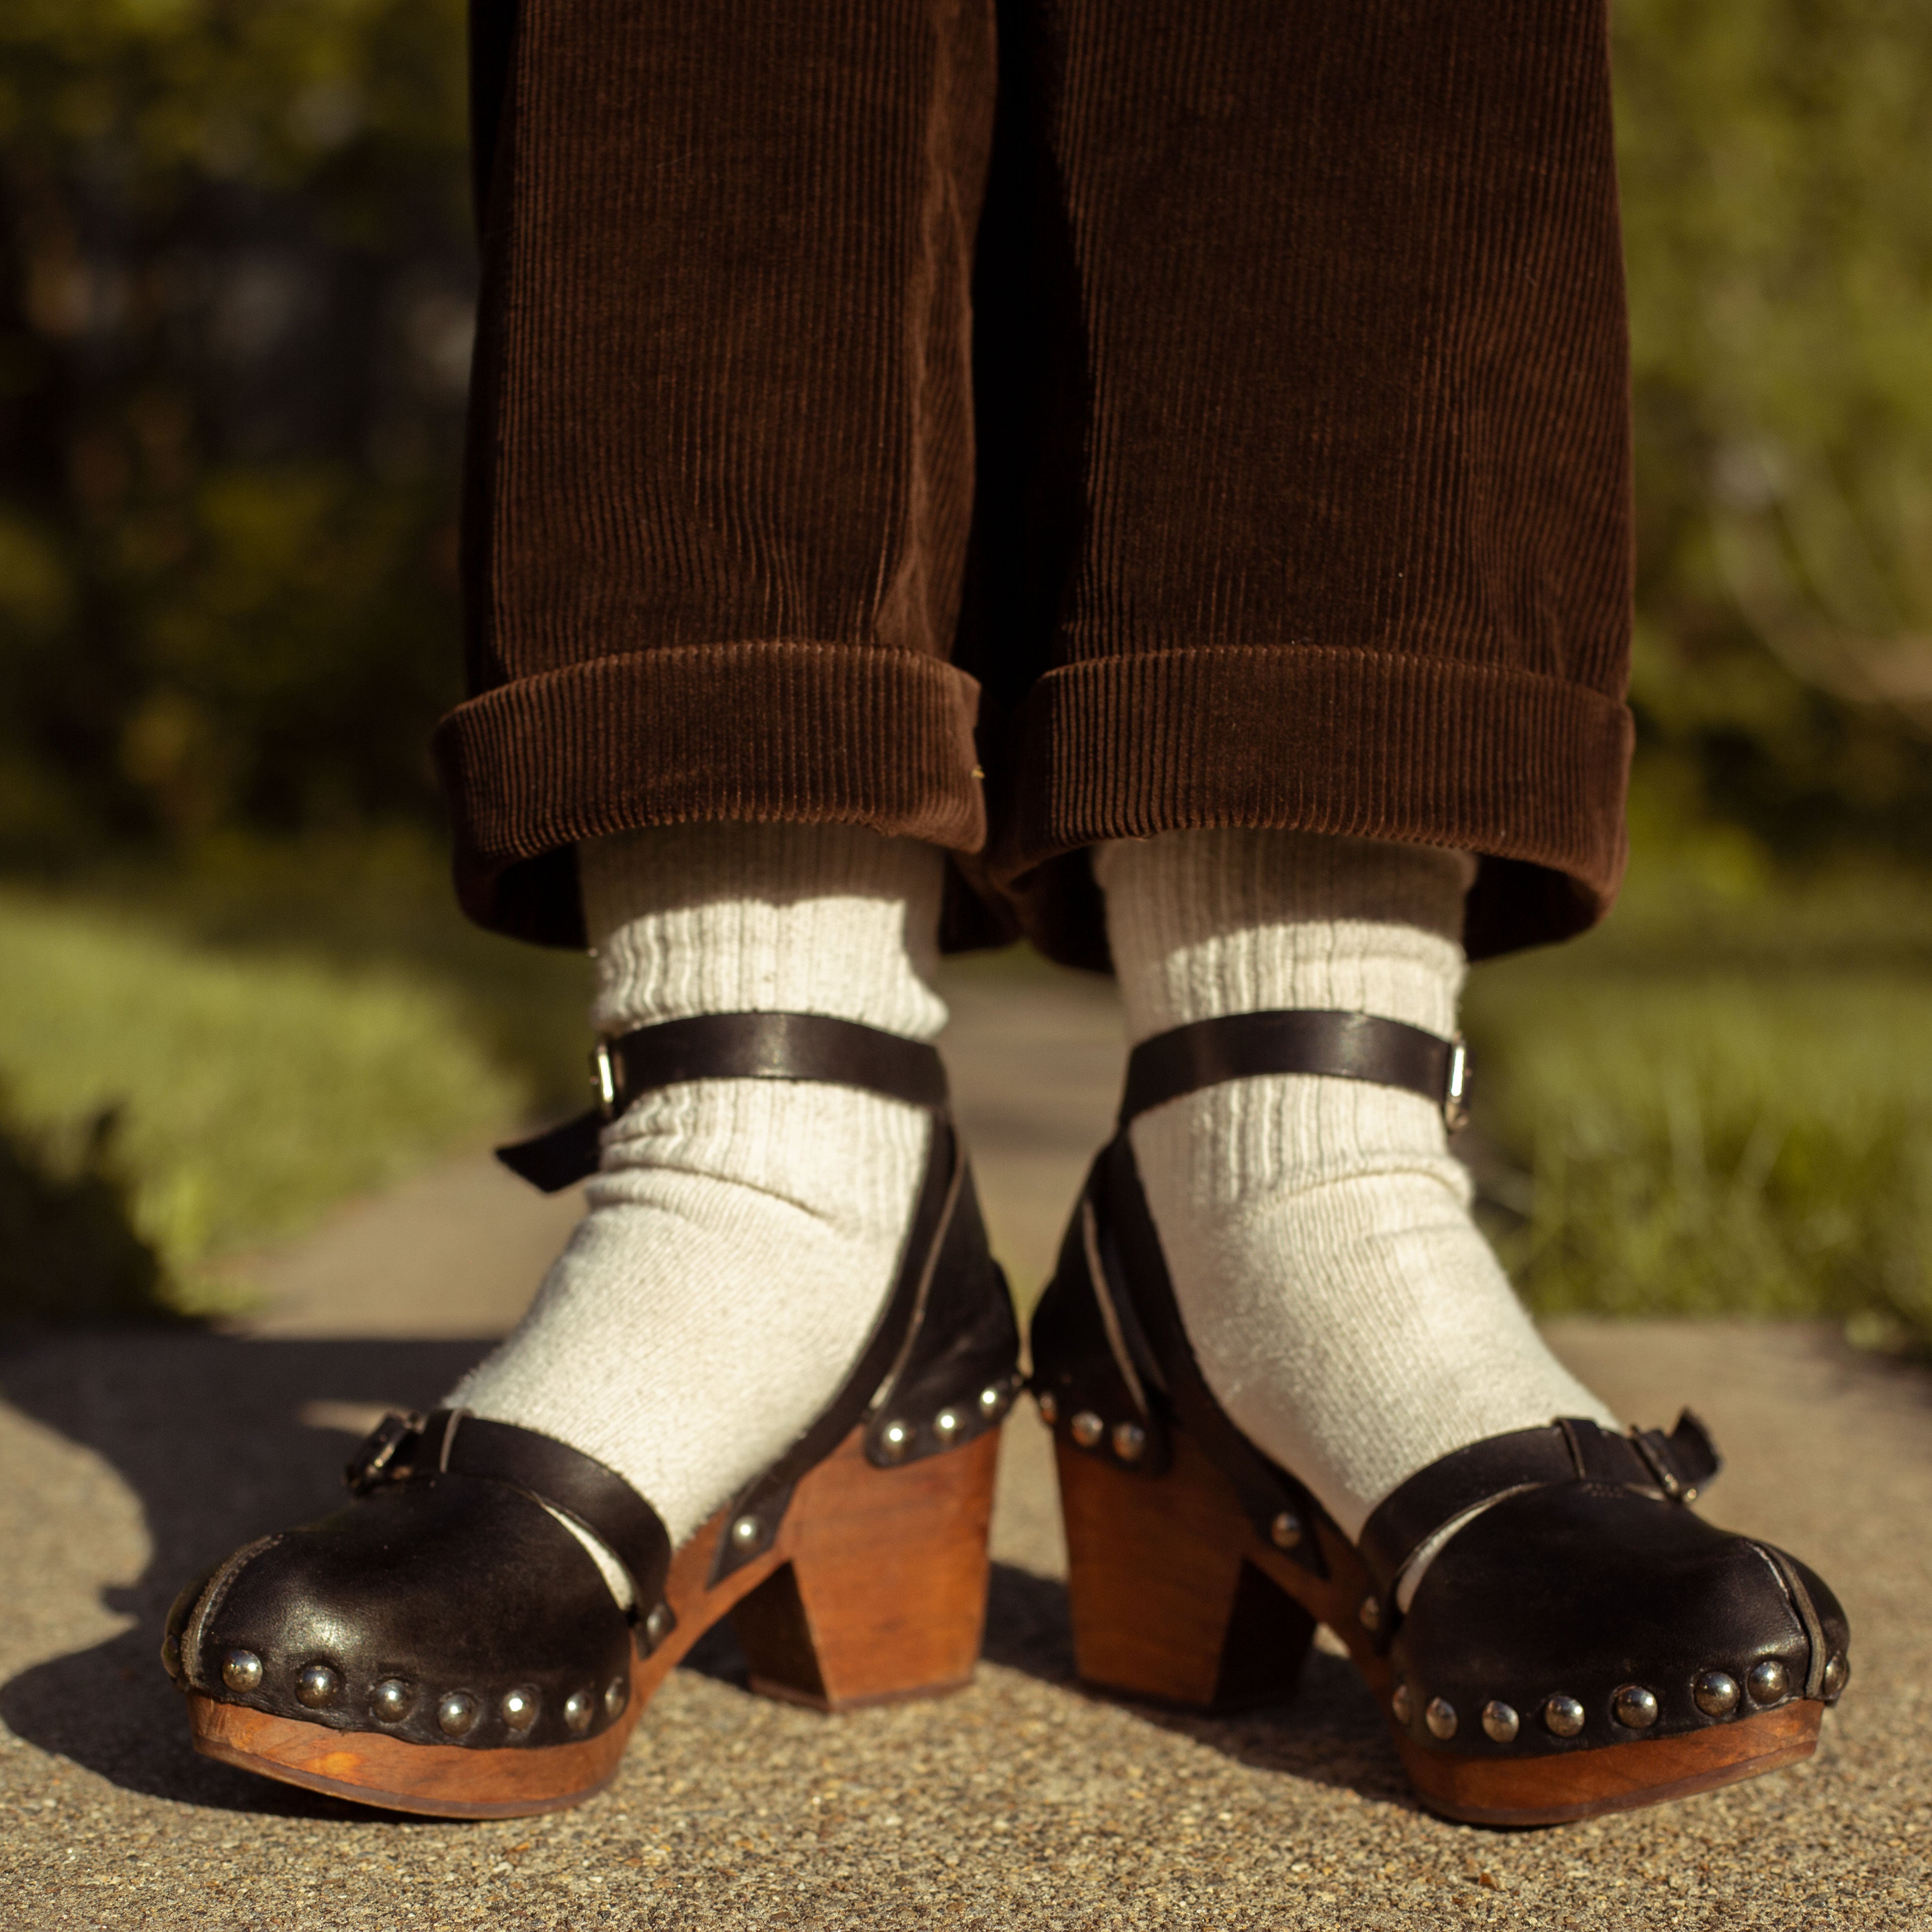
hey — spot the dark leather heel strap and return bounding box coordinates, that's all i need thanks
[1091,1135,1329,1576]
[346,1409,673,1609]
[498,1011,949,1192]
[1120,1010,1469,1130]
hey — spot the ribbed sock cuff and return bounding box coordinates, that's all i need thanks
[1096,828,1475,1044]
[581,821,948,1040]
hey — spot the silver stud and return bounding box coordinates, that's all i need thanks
[1821,1652,1849,1700]
[604,1677,628,1719]
[1482,1700,1519,1743]
[501,1687,538,1732]
[933,1409,962,1442]
[1543,1695,1586,1738]
[1613,1684,1659,1730]
[1112,1421,1147,1462]
[1358,1595,1382,1634]
[1070,1411,1104,1448]
[1747,1658,1789,1705]
[731,1515,761,1547]
[1269,1510,1303,1551]
[978,1385,1005,1416]
[371,1678,416,1722]
[295,1663,342,1710]
[1425,1697,1458,1740]
[878,1420,914,1461]
[564,1689,595,1733]
[644,1603,674,1648]
[221,1650,263,1693]
[1390,1681,1414,1726]
[437,1691,480,1737]
[1035,1392,1059,1424]
[1694,1669,1740,1717]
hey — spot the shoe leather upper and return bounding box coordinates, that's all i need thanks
[1030,1122,1853,1757]
[171,1475,637,1750]
[1391,1480,1848,1751]
[164,1010,1022,1754]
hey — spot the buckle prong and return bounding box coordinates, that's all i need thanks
[592,1038,622,1120]
[344,1410,426,1494]
[1442,1035,1471,1134]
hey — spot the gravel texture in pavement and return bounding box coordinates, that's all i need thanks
[3,969,1927,1928]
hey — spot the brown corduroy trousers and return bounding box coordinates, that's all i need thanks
[436,0,1634,969]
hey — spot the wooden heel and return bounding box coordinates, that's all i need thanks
[730,1427,1000,1710]
[1056,1433,1320,1709]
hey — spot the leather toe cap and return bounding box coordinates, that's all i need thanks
[178,1475,635,1749]
[1387,1483,1846,1755]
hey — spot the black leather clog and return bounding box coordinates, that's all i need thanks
[1029,1007,1848,1826]
[165,1012,1020,1817]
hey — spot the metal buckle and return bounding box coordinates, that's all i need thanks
[1442,1035,1471,1134]
[590,1038,623,1121]
[344,1410,425,1495]
[1629,1427,1686,1503]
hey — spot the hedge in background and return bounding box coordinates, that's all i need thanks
[0,0,472,860]
[1616,0,1932,859]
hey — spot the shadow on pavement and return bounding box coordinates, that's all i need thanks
[980,1541,1410,1807]
[1122,1655,1415,1810]
[1,1328,1405,1820]
[0,1329,495,1819]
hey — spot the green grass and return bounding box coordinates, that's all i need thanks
[7,831,1931,1353]
[74,828,593,1119]
[0,883,526,1319]
[1465,858,1932,1356]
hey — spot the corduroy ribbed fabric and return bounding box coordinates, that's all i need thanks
[439,0,1635,967]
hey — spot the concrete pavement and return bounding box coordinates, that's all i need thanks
[2,963,1927,1927]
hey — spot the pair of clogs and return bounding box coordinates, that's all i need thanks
[164,1010,1847,1825]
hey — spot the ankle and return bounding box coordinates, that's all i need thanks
[1095,827,1474,1041]
[1094,827,1619,1538]
[583,820,947,1040]
[448,821,948,1550]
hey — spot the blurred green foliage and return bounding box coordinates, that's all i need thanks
[1466,863,1932,1356]
[0,0,471,862]
[1615,0,1932,857]
[1468,2,1932,1354]
[92,826,594,1117]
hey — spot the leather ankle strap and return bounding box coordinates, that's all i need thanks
[497,1011,948,1192]
[591,1012,946,1117]
[1119,1009,1469,1130]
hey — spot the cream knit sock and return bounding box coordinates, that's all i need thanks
[1096,828,1617,1547]
[449,822,944,1560]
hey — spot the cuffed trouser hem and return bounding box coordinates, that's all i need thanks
[434,642,987,947]
[989,646,1633,966]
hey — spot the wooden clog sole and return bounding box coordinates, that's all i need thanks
[190,1426,999,1819]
